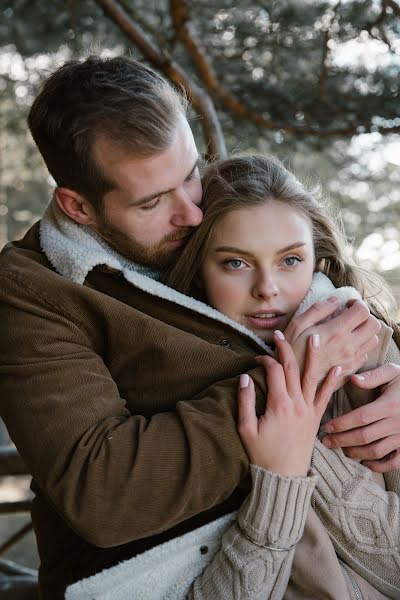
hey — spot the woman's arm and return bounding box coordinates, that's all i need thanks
[312,438,400,598]
[188,333,339,600]
[188,464,316,600]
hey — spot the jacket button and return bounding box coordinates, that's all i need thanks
[200,545,208,555]
[220,339,231,348]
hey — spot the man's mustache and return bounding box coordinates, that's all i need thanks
[164,229,193,242]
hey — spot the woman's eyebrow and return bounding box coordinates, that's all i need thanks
[214,242,307,256]
[214,246,254,256]
[278,242,307,253]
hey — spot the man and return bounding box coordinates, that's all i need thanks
[0,55,398,599]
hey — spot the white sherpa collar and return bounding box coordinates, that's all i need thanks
[39,201,361,354]
[294,271,362,318]
[39,201,273,353]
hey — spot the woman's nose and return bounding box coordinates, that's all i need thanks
[252,273,279,299]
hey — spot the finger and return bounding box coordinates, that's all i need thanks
[237,374,258,440]
[340,433,400,461]
[324,395,395,434]
[255,355,287,408]
[274,331,302,399]
[315,366,342,418]
[284,296,339,338]
[322,416,400,449]
[301,334,320,403]
[350,314,381,354]
[353,334,380,360]
[331,300,376,341]
[362,449,400,472]
[351,363,400,390]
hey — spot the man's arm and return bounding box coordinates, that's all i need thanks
[322,361,400,471]
[0,274,381,548]
[0,272,265,548]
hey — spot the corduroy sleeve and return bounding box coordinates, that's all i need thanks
[0,265,269,548]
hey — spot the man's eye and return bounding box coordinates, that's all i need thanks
[284,256,301,267]
[141,197,161,211]
[186,168,199,182]
[224,258,246,269]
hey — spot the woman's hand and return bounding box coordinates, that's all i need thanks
[238,331,340,477]
[284,297,381,387]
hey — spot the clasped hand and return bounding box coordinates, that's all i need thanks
[237,332,341,477]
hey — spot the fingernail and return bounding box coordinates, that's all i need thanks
[324,423,333,433]
[322,437,332,448]
[334,366,342,377]
[312,334,320,348]
[274,330,285,340]
[353,374,365,381]
[327,296,339,303]
[240,374,250,389]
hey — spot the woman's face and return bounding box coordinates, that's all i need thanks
[200,201,315,343]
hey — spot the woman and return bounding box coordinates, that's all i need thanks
[167,155,400,599]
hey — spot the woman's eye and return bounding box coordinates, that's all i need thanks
[284,256,301,267]
[225,259,246,269]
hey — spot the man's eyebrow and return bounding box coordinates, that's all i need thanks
[214,242,307,256]
[131,156,201,207]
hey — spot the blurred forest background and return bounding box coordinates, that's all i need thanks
[0,0,399,574]
[1,0,400,309]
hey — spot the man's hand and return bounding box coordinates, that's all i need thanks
[322,363,400,472]
[284,297,381,387]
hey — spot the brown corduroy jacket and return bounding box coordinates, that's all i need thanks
[0,218,273,599]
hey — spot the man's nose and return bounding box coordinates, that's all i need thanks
[171,188,203,227]
[252,272,279,300]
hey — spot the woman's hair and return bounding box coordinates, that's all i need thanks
[166,154,399,342]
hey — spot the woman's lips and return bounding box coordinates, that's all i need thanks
[246,313,286,330]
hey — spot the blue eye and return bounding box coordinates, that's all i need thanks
[284,256,301,267]
[224,259,246,269]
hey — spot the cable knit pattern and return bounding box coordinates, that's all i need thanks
[312,439,400,598]
[189,465,317,600]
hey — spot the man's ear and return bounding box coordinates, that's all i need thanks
[55,188,98,226]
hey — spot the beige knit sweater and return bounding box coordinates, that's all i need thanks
[188,337,400,600]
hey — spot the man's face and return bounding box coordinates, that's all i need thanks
[91,116,203,268]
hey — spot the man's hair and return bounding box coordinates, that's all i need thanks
[28,55,188,210]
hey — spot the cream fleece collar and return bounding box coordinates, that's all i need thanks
[39,200,361,354]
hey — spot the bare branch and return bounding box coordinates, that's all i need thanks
[93,0,227,160]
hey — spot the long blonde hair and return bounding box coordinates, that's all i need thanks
[166,155,399,343]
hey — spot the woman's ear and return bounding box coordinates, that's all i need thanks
[54,188,97,226]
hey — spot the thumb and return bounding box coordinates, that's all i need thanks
[351,363,400,389]
[237,374,258,440]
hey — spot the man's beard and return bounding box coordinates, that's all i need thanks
[93,215,191,270]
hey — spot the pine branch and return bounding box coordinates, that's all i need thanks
[95,0,400,140]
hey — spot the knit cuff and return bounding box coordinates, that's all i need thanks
[237,464,317,549]
[313,439,368,496]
